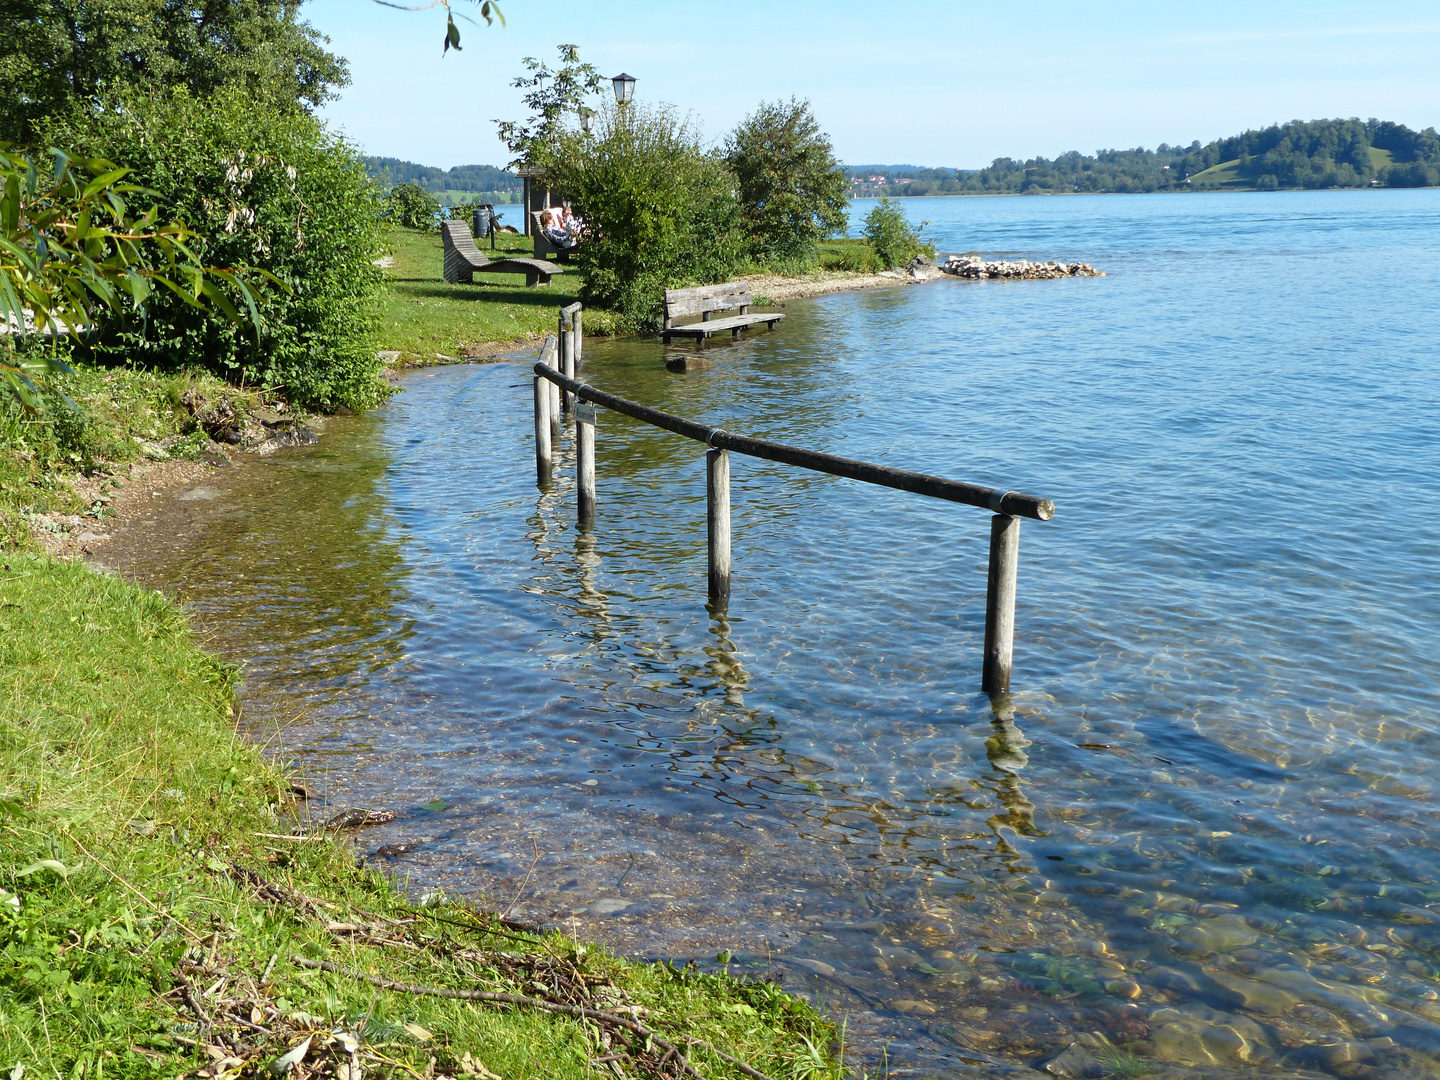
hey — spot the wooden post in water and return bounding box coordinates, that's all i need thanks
[541,338,558,440]
[540,335,560,437]
[707,448,731,603]
[576,405,596,523]
[982,513,1021,694]
[558,314,574,413]
[533,374,552,485]
[572,308,583,370]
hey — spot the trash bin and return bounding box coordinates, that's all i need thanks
[472,205,493,239]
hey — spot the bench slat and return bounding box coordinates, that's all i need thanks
[664,281,750,303]
[662,313,783,340]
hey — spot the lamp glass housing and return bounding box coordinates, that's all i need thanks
[611,73,636,104]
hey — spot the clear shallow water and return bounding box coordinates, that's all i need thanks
[111,190,1440,1078]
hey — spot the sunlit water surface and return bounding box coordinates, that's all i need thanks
[107,190,1440,1079]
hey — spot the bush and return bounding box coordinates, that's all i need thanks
[542,102,741,331]
[385,183,442,229]
[724,98,849,268]
[1256,174,1280,191]
[44,89,388,411]
[862,198,934,269]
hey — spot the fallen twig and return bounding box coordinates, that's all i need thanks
[290,955,783,1080]
[61,829,204,944]
[681,1037,779,1080]
[500,839,541,923]
[173,966,212,1026]
[253,832,328,842]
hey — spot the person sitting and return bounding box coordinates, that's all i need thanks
[541,206,583,249]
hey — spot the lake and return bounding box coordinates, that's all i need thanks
[110,188,1440,1078]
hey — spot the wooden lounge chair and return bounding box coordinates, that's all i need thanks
[441,220,563,288]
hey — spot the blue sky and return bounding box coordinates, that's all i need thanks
[303,0,1440,170]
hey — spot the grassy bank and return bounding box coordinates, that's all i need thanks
[0,363,261,552]
[376,227,890,362]
[0,556,841,1079]
[378,228,598,362]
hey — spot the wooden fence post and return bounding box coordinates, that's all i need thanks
[558,314,573,413]
[982,513,1021,694]
[540,335,560,437]
[577,407,596,523]
[573,308,583,370]
[533,374,552,485]
[707,448,731,603]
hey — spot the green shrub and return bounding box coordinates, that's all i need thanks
[542,102,742,331]
[862,198,935,269]
[45,89,388,411]
[724,98,849,268]
[385,183,442,229]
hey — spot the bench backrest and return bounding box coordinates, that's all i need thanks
[664,282,751,328]
[440,220,489,283]
[441,219,482,257]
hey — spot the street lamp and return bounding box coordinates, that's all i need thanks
[611,73,636,105]
[579,108,594,135]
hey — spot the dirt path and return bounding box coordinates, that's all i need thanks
[742,263,943,303]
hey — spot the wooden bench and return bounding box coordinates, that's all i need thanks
[441,221,564,288]
[661,282,783,345]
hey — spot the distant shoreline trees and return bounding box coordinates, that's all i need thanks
[850,119,1440,196]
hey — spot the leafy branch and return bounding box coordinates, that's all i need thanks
[494,45,604,170]
[369,0,504,55]
[0,143,280,411]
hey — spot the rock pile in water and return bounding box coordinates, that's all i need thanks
[940,254,1104,279]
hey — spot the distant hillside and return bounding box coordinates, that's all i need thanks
[866,119,1440,195]
[365,157,521,196]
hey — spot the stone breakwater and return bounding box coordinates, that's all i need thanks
[940,254,1104,279]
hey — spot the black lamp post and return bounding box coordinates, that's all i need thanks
[611,73,636,105]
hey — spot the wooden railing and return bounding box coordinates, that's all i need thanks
[529,308,1056,694]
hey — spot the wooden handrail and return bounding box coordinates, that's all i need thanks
[528,309,1054,694]
[533,363,1055,522]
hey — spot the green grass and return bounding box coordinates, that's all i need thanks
[812,239,881,274]
[1368,146,1396,171]
[379,227,622,363]
[0,555,843,1080]
[1186,158,1247,188]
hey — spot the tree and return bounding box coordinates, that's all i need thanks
[724,99,849,266]
[542,102,741,331]
[0,0,348,142]
[494,45,604,170]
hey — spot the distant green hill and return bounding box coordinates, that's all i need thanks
[365,157,522,201]
[882,119,1440,195]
